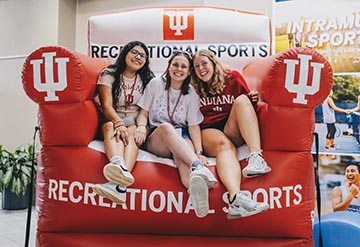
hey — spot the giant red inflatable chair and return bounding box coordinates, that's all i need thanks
[22,7,332,247]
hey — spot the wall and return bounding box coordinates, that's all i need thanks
[0,0,59,151]
[0,0,273,151]
[58,0,77,50]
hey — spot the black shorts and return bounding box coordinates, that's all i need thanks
[202,118,228,131]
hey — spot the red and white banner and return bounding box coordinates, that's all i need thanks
[88,6,272,73]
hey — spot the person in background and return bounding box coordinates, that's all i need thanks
[288,33,294,48]
[92,41,155,204]
[332,163,360,213]
[348,96,360,137]
[294,31,303,47]
[322,90,350,151]
[191,49,270,220]
[135,50,217,218]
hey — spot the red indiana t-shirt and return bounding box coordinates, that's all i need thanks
[199,70,250,129]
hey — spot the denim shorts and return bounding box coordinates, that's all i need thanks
[177,127,190,139]
[149,126,190,139]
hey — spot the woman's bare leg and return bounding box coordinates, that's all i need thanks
[223,95,270,177]
[123,125,139,171]
[224,95,262,153]
[145,123,198,165]
[202,129,240,201]
[103,122,125,162]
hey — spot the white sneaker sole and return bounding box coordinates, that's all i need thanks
[227,203,269,220]
[189,175,209,218]
[191,167,218,189]
[103,163,135,187]
[242,166,271,178]
[93,184,126,204]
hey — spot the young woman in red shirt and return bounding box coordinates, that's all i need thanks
[191,49,271,219]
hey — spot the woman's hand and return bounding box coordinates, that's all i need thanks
[248,90,259,104]
[113,125,129,145]
[197,152,209,165]
[135,125,147,146]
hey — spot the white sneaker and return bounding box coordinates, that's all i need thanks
[93,182,126,204]
[190,165,217,189]
[189,175,209,218]
[227,192,269,219]
[103,163,135,187]
[242,152,271,178]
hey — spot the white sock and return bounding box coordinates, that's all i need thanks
[110,156,125,167]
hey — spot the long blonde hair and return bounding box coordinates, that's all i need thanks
[191,49,230,97]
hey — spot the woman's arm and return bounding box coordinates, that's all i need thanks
[135,109,149,146]
[98,84,129,144]
[328,97,349,114]
[98,85,123,124]
[349,96,360,112]
[188,124,208,165]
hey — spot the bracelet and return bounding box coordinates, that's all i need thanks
[114,124,125,130]
[137,124,146,128]
[113,119,124,126]
[196,150,204,156]
[113,120,124,129]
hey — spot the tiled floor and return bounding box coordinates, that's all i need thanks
[0,194,37,247]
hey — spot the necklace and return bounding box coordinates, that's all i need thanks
[120,74,137,110]
[167,88,182,126]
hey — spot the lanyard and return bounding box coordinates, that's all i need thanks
[167,89,182,126]
[121,74,137,110]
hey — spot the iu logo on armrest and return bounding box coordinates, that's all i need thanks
[30,52,69,102]
[283,54,324,105]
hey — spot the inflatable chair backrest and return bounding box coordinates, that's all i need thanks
[88,6,272,74]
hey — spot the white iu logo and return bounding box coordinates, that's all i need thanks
[283,54,324,104]
[166,11,189,36]
[30,52,69,102]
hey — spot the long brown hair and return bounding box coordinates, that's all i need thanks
[99,41,155,108]
[191,49,230,97]
[162,50,192,95]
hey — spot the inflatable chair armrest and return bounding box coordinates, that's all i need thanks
[242,47,333,109]
[242,48,333,151]
[22,46,108,146]
[22,46,108,105]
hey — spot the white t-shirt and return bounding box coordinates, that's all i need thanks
[97,68,144,120]
[341,184,360,213]
[137,77,203,129]
[322,97,336,124]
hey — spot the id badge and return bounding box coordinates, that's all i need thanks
[175,127,182,136]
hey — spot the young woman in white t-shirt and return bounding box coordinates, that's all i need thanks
[92,41,155,204]
[136,51,217,218]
